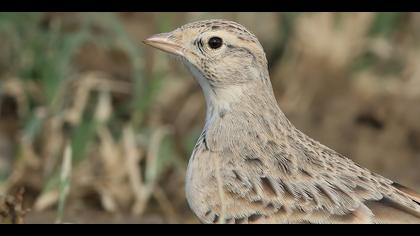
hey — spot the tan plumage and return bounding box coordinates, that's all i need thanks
[144,19,420,224]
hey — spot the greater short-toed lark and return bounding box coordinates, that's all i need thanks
[144,19,420,224]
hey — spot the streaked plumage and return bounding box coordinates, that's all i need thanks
[144,19,420,224]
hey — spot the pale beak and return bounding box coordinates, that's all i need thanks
[143,32,184,57]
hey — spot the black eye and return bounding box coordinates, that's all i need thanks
[208,37,223,49]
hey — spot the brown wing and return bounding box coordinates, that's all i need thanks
[204,110,420,224]
[392,182,420,204]
[364,182,420,224]
[220,132,420,224]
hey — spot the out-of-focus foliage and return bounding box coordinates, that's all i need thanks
[0,13,419,223]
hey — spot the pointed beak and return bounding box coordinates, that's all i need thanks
[143,32,184,57]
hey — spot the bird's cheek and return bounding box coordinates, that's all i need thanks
[185,58,202,71]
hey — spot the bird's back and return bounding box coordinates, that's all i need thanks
[186,84,420,224]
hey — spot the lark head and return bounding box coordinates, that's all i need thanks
[144,19,269,88]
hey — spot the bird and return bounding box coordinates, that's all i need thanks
[144,19,420,224]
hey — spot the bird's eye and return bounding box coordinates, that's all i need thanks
[208,37,223,49]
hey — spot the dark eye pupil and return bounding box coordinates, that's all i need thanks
[208,37,223,49]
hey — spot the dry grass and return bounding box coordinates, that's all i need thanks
[0,12,419,224]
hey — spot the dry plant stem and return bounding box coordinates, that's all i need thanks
[56,142,72,224]
[146,128,177,222]
[123,126,147,215]
[153,187,178,224]
[123,125,172,216]
[65,72,130,125]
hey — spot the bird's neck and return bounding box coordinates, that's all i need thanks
[203,79,290,131]
[185,61,291,132]
[196,77,295,153]
[185,62,245,123]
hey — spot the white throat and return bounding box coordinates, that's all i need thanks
[184,61,244,125]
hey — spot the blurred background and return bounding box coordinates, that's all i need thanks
[0,12,419,224]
